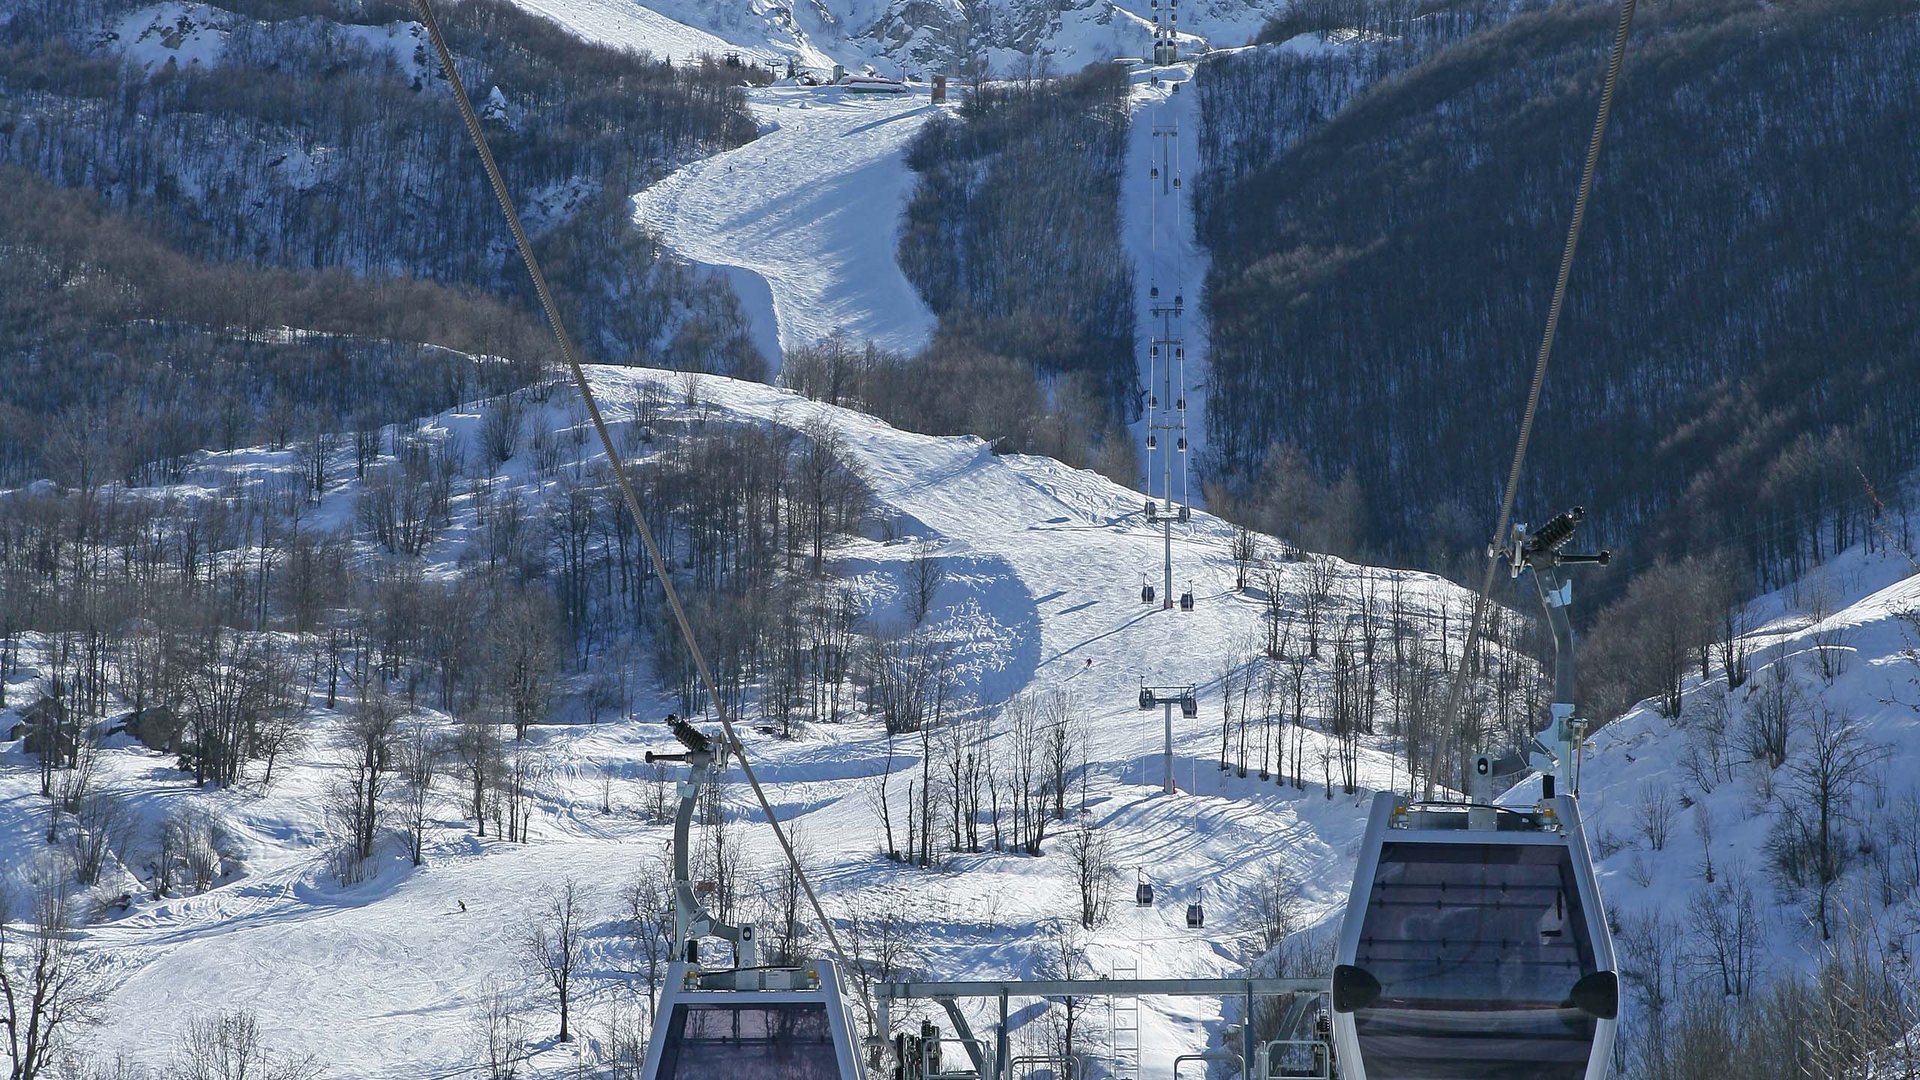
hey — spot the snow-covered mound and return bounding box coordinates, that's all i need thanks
[631,86,940,363]
[3,367,1501,1076]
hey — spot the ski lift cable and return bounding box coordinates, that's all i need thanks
[1431,0,1639,796]
[408,0,878,1036]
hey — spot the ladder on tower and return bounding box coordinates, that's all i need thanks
[1109,960,1141,1080]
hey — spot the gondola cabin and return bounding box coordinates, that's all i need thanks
[1331,791,1617,1080]
[643,957,866,1080]
[636,716,870,1080]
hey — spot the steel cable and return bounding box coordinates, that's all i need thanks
[1431,0,1639,796]
[410,0,879,1039]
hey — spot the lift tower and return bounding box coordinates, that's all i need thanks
[1139,24,1192,614]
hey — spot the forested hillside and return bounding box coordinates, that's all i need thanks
[0,170,556,487]
[897,65,1137,414]
[1195,0,1920,597]
[0,0,765,487]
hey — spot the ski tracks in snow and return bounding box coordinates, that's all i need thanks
[632,87,940,369]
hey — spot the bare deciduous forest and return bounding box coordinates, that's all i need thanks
[1197,0,1920,597]
[898,63,1137,416]
[0,0,766,488]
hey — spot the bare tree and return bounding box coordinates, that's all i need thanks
[1779,705,1888,939]
[1063,817,1113,929]
[1247,859,1309,956]
[159,805,226,897]
[0,887,110,1079]
[620,865,676,1014]
[1039,921,1094,1078]
[1041,689,1080,822]
[1635,781,1677,851]
[451,712,505,838]
[1686,876,1761,998]
[1005,694,1051,856]
[251,645,307,791]
[1695,803,1716,884]
[396,719,438,867]
[907,539,944,625]
[844,906,917,1019]
[593,998,650,1080]
[524,878,589,1043]
[1617,910,1682,1061]
[501,738,540,844]
[761,825,814,966]
[480,393,524,474]
[488,589,559,739]
[1301,555,1337,659]
[870,737,901,860]
[1740,660,1799,770]
[329,690,401,865]
[1231,526,1258,591]
[68,788,132,888]
[168,1009,322,1080]
[472,979,528,1080]
[1805,586,1853,683]
[1718,594,1752,691]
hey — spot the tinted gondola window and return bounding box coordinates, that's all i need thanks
[1357,842,1594,1005]
[659,1002,844,1079]
[1350,842,1600,1080]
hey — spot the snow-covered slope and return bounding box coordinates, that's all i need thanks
[1123,61,1212,470]
[5,366,1497,1077]
[505,0,1285,75]
[1510,544,1920,1009]
[631,86,940,364]
[94,2,239,71]
[503,0,812,67]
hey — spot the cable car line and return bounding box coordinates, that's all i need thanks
[407,0,878,1043]
[1431,0,1640,797]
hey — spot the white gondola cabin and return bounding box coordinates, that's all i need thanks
[1330,791,1618,1080]
[643,958,866,1080]
[639,717,869,1080]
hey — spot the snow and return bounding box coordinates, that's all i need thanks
[1122,62,1212,490]
[502,0,819,67]
[13,365,1499,1077]
[1507,540,1920,994]
[336,19,430,85]
[502,0,1286,83]
[98,2,237,72]
[631,86,941,365]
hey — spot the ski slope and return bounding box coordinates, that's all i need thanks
[9,366,1494,1078]
[632,86,941,366]
[503,0,756,62]
[1123,62,1212,481]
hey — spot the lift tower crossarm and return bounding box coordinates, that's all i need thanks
[876,976,1326,1000]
